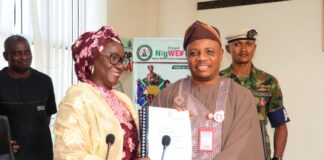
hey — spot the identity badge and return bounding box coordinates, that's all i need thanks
[198,128,214,151]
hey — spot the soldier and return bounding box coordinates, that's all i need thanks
[220,29,290,160]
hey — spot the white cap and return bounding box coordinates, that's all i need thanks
[226,29,257,43]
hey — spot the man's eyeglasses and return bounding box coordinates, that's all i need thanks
[102,53,130,67]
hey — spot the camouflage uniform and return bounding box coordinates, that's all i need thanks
[220,65,290,159]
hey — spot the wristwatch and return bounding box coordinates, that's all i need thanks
[272,157,283,160]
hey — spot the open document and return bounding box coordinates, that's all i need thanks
[147,107,192,160]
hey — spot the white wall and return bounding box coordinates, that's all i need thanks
[107,0,159,97]
[107,0,156,37]
[155,0,197,36]
[109,0,324,159]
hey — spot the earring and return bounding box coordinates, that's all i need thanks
[91,66,94,74]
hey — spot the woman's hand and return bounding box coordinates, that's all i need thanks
[10,140,20,153]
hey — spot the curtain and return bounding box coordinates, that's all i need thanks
[0,0,15,69]
[0,0,15,36]
[0,0,108,102]
[0,0,109,141]
[29,0,86,102]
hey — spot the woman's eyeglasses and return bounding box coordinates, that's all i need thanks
[102,53,130,67]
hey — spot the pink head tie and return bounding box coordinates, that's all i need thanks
[71,25,121,82]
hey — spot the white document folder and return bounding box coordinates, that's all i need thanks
[147,107,192,160]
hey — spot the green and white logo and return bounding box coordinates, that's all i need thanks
[137,44,153,61]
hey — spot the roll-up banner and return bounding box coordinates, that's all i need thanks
[132,38,190,108]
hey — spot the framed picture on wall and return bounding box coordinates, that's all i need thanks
[197,0,290,10]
